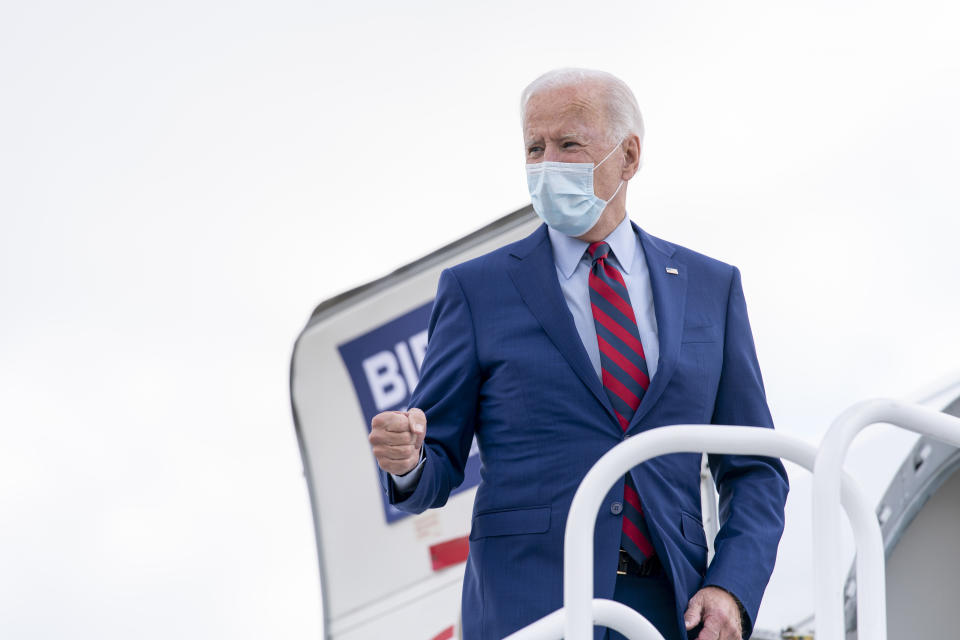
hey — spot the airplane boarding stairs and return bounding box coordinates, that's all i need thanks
[504,397,960,640]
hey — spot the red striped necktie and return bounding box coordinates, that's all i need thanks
[587,240,656,565]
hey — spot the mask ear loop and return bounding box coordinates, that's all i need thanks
[596,137,627,203]
[602,179,624,204]
[594,137,627,168]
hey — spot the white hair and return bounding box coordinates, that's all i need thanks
[520,68,645,163]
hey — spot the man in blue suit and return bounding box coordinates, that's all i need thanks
[369,68,789,640]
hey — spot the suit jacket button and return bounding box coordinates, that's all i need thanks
[610,502,623,515]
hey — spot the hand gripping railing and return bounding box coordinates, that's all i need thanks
[506,425,884,640]
[813,399,960,640]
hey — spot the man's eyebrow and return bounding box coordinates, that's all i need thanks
[524,132,589,146]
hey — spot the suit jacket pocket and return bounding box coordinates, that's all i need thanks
[681,323,718,344]
[469,505,551,540]
[681,511,708,549]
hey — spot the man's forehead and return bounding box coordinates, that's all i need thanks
[524,83,606,137]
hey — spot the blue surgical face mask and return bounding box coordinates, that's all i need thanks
[526,141,624,237]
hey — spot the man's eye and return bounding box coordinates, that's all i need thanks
[562,141,581,149]
[527,146,543,155]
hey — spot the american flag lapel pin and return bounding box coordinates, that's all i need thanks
[666,267,679,275]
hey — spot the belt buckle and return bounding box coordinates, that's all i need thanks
[617,549,629,575]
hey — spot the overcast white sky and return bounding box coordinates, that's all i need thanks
[2,1,959,638]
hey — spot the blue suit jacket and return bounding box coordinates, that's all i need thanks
[382,223,788,639]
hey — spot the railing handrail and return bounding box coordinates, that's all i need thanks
[506,424,884,640]
[812,399,960,640]
[503,599,664,640]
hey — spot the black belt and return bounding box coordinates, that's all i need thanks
[617,549,662,577]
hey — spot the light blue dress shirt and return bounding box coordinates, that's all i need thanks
[391,214,660,490]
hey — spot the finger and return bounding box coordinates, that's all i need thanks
[695,626,720,640]
[407,408,426,448]
[697,613,723,640]
[371,411,406,433]
[375,444,419,461]
[382,413,413,433]
[370,429,417,446]
[684,594,704,630]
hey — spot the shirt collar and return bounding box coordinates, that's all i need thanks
[547,214,637,279]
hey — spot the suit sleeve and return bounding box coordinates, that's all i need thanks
[379,268,482,513]
[702,266,789,638]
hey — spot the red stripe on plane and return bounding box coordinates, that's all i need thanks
[598,335,650,390]
[431,626,455,640]
[589,275,637,323]
[592,305,647,361]
[602,368,641,411]
[622,516,655,558]
[429,536,469,571]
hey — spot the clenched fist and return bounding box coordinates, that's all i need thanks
[369,408,426,475]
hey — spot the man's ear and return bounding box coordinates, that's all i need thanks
[621,134,641,180]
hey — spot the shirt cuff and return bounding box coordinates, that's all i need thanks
[389,449,425,493]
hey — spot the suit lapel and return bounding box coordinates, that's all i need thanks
[506,226,619,425]
[627,224,687,432]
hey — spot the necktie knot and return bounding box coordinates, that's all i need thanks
[587,241,611,264]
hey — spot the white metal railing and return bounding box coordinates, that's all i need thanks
[812,399,960,640]
[504,599,664,639]
[505,425,886,640]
